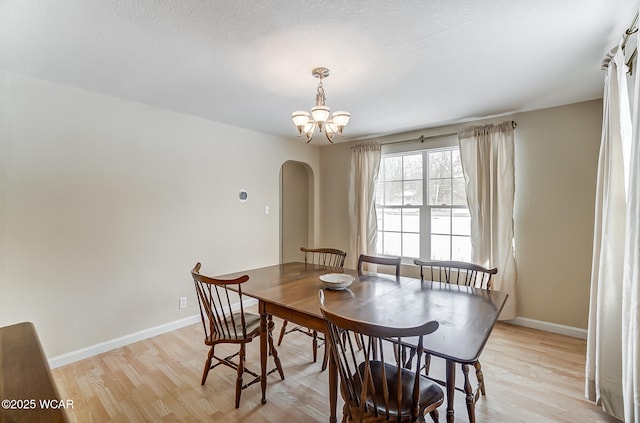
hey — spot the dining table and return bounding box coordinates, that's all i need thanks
[218,261,508,423]
[0,322,69,423]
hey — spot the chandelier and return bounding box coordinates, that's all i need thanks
[291,67,350,143]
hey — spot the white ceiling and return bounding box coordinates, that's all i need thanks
[1,0,637,142]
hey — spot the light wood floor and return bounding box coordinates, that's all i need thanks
[53,318,620,423]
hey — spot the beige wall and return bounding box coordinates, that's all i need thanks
[514,101,602,328]
[319,100,602,329]
[281,161,311,262]
[0,72,320,357]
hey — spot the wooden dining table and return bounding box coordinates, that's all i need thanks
[219,262,507,423]
[0,322,69,423]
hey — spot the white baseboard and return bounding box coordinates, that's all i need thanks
[48,298,258,369]
[48,315,200,369]
[505,317,587,339]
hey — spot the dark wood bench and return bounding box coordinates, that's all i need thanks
[0,322,68,422]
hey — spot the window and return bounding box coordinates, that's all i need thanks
[376,143,471,261]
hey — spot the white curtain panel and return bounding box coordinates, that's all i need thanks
[586,44,631,421]
[348,142,381,265]
[458,121,517,319]
[623,30,640,423]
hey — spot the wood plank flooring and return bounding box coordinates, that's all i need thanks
[52,319,620,422]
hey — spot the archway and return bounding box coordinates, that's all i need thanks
[280,161,314,263]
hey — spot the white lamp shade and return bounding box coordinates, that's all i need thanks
[292,111,310,127]
[311,106,330,123]
[332,111,350,127]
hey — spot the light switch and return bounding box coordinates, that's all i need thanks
[264,206,270,215]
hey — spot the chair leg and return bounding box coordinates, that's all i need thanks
[429,408,439,423]
[474,360,486,396]
[312,330,319,363]
[462,363,476,423]
[201,345,215,385]
[235,344,245,409]
[277,320,288,346]
[321,342,329,371]
[268,315,285,380]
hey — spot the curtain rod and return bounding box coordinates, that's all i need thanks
[380,131,457,146]
[623,11,639,74]
[380,120,517,146]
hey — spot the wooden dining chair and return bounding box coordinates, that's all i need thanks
[191,262,284,408]
[415,259,497,290]
[319,290,444,422]
[277,247,347,371]
[412,259,498,422]
[301,246,347,268]
[357,254,401,279]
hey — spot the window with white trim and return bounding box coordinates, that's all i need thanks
[375,138,471,261]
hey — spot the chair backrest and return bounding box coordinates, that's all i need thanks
[319,291,442,422]
[301,247,347,268]
[413,259,498,290]
[357,254,401,279]
[191,262,251,341]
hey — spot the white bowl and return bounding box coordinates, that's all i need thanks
[320,273,354,290]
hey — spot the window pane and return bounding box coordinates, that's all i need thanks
[452,236,471,262]
[403,233,420,258]
[384,181,403,205]
[452,178,466,205]
[403,180,423,205]
[383,232,401,256]
[376,232,383,253]
[452,149,463,177]
[429,151,451,179]
[452,209,470,236]
[431,208,450,234]
[402,208,420,232]
[383,208,401,231]
[384,156,402,181]
[376,207,383,230]
[429,179,451,205]
[431,235,450,260]
[403,154,422,180]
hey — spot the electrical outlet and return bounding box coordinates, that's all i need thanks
[179,297,187,309]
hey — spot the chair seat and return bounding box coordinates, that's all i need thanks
[207,312,261,343]
[356,361,444,417]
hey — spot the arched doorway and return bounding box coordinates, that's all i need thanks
[280,161,314,263]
